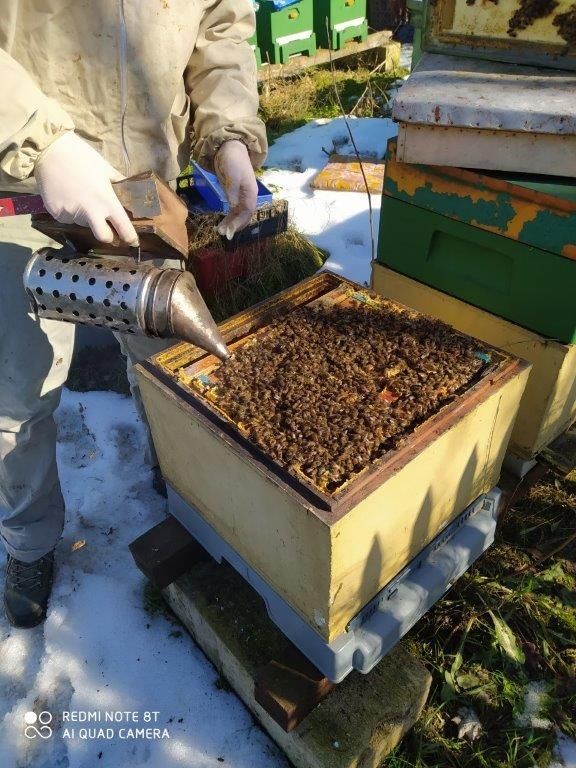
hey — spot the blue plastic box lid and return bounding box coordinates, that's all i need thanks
[191,162,273,214]
[259,0,301,9]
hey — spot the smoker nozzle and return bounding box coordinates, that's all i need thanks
[146,269,230,361]
[24,248,229,361]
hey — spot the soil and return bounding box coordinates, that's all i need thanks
[214,300,488,494]
[553,7,576,44]
[507,0,559,37]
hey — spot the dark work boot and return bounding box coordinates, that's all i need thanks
[4,551,55,629]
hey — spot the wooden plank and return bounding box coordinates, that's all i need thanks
[128,515,206,589]
[164,557,431,768]
[396,123,576,178]
[255,645,335,733]
[539,426,576,476]
[257,33,399,82]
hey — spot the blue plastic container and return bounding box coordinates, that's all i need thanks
[191,162,273,214]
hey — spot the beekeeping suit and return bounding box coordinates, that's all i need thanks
[0,0,267,567]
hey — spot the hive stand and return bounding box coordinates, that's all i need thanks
[130,517,431,768]
[257,32,399,83]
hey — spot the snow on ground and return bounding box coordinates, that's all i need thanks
[262,116,398,286]
[0,391,288,768]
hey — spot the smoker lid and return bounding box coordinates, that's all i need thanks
[393,53,576,136]
[31,171,189,262]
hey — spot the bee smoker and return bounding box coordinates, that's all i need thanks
[22,173,229,361]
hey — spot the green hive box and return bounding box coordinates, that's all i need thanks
[378,140,576,343]
[314,0,368,50]
[249,3,262,68]
[256,0,317,65]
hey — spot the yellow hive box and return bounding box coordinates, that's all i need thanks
[372,264,576,460]
[136,273,529,642]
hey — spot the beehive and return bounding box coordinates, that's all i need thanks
[136,272,529,641]
[313,0,368,51]
[392,54,576,176]
[378,140,576,342]
[422,0,576,70]
[256,0,317,65]
[372,264,576,460]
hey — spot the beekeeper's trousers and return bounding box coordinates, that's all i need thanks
[0,215,173,563]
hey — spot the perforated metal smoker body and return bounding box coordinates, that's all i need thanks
[23,247,230,360]
[24,248,154,333]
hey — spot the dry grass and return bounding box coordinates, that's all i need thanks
[205,228,327,322]
[259,63,406,143]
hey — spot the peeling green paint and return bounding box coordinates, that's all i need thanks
[519,208,576,255]
[384,178,517,233]
[377,197,576,343]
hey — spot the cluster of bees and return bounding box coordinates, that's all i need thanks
[215,299,487,494]
[553,9,576,44]
[507,0,558,36]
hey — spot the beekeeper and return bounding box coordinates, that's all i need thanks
[0,0,267,629]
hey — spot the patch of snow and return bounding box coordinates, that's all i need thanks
[0,390,287,768]
[553,732,576,768]
[263,117,398,285]
[515,680,552,730]
[451,707,482,743]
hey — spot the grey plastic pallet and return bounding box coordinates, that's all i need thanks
[167,486,501,683]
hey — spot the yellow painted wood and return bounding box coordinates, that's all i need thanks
[137,351,529,641]
[137,369,333,636]
[372,264,576,459]
[449,0,572,45]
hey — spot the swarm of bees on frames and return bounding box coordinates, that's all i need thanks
[213,298,488,494]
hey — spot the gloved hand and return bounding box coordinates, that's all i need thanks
[35,131,139,246]
[214,140,258,240]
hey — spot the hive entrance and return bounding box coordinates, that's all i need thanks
[185,289,491,495]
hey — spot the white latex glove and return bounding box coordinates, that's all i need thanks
[35,131,139,246]
[214,140,258,240]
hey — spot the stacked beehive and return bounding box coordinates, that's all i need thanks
[373,0,576,475]
[255,0,368,65]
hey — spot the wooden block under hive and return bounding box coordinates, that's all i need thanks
[372,264,576,460]
[136,272,530,642]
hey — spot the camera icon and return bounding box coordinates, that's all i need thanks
[24,711,53,739]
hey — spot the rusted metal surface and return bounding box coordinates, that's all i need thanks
[143,271,527,522]
[393,53,576,134]
[422,0,576,70]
